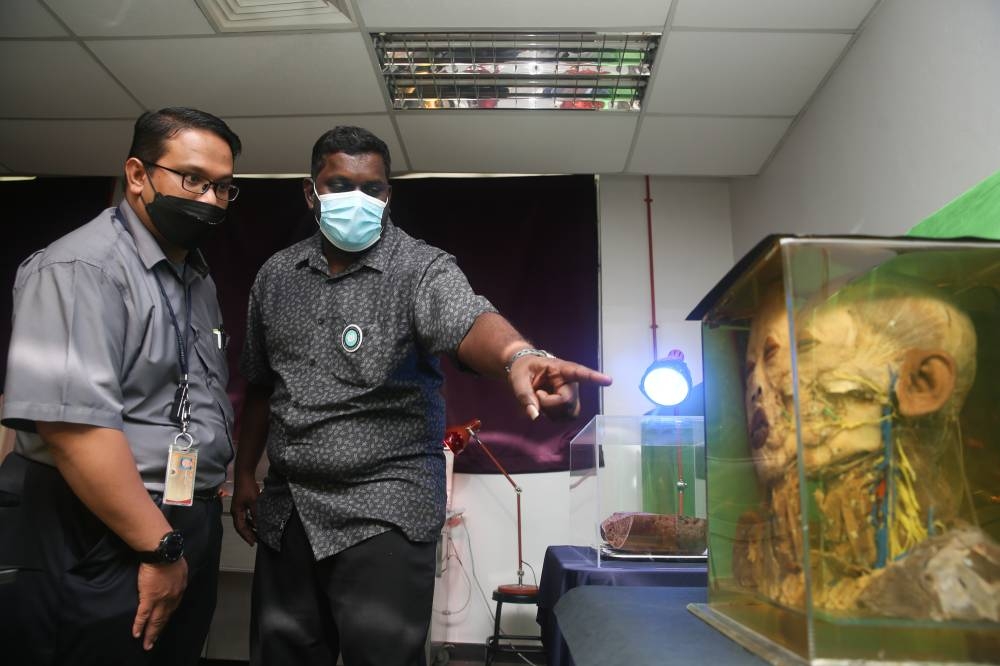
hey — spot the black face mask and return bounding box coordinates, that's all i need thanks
[144,182,227,250]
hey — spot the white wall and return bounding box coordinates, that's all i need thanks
[599,175,734,416]
[431,471,570,646]
[731,0,1000,255]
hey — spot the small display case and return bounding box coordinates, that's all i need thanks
[569,415,707,566]
[687,235,1000,664]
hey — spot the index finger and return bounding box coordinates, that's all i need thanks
[141,604,172,651]
[551,362,613,387]
[132,598,151,641]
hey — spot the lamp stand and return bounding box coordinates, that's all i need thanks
[443,420,537,595]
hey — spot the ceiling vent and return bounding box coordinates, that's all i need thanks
[373,32,659,111]
[195,0,352,33]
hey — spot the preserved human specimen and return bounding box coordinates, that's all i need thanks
[737,279,998,618]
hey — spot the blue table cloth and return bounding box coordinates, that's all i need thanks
[554,586,766,666]
[537,545,708,666]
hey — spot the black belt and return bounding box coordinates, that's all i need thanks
[149,486,221,502]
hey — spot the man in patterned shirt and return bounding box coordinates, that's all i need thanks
[232,125,612,665]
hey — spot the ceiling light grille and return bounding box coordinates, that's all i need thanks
[373,32,659,111]
[195,0,352,32]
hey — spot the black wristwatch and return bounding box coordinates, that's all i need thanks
[137,530,185,564]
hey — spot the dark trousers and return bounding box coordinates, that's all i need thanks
[251,508,436,666]
[0,453,222,666]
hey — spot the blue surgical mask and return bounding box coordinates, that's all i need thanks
[313,185,387,253]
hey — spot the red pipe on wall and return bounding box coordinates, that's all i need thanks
[644,175,658,361]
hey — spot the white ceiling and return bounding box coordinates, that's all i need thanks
[0,0,880,178]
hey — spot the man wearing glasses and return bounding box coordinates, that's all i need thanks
[232,126,612,665]
[0,107,241,665]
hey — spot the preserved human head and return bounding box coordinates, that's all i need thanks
[744,279,977,482]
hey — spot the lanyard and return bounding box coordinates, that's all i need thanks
[111,207,197,437]
[152,265,192,378]
[152,266,194,432]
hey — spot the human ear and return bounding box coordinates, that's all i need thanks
[302,178,316,210]
[124,157,147,197]
[895,348,957,417]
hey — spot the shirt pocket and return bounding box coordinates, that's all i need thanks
[190,324,236,437]
[190,323,229,387]
[323,319,394,390]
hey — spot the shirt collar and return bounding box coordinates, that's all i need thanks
[296,220,398,276]
[117,199,210,279]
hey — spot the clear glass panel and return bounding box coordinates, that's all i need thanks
[700,236,1000,663]
[569,415,706,567]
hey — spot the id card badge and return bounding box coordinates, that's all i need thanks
[164,433,198,507]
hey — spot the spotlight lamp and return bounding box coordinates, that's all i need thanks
[639,349,692,408]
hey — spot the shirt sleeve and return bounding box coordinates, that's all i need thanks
[2,258,127,432]
[239,276,273,387]
[413,253,496,356]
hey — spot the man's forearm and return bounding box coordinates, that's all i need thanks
[38,422,173,553]
[456,312,531,378]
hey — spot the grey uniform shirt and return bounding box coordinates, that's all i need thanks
[240,221,495,560]
[2,200,234,492]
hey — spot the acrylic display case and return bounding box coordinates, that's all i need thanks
[569,414,707,566]
[686,235,1000,664]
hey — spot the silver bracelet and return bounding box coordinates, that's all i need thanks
[505,348,553,374]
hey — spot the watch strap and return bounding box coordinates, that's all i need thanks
[137,529,184,564]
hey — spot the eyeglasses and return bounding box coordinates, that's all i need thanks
[145,162,240,202]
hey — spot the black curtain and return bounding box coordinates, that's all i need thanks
[3,175,600,474]
[1,177,118,384]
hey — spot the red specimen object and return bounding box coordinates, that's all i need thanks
[600,511,707,555]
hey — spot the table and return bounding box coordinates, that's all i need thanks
[554,586,767,666]
[537,546,708,666]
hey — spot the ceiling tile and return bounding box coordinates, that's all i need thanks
[672,0,877,30]
[0,0,68,37]
[227,115,407,174]
[44,0,214,36]
[358,0,669,30]
[88,32,387,116]
[0,119,135,175]
[646,31,851,115]
[629,116,792,176]
[0,42,143,118]
[397,112,637,173]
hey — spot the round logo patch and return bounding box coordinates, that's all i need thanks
[341,324,363,353]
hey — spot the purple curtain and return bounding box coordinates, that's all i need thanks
[388,176,600,473]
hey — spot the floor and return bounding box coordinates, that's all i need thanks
[201,650,545,666]
[201,648,546,665]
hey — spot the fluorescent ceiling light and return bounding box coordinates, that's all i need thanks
[373,32,660,112]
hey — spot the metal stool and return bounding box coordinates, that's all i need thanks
[485,584,545,665]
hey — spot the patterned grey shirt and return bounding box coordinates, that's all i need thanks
[240,221,495,559]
